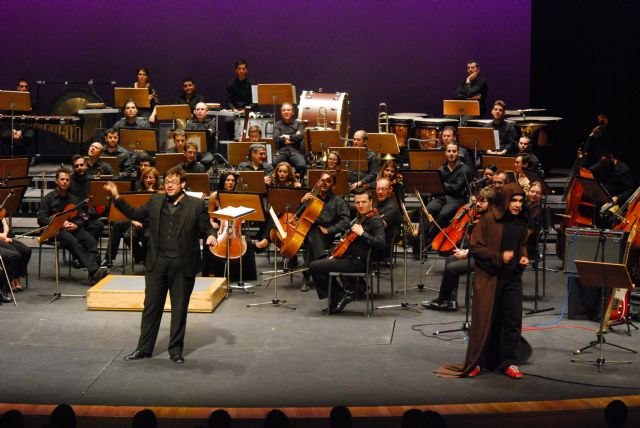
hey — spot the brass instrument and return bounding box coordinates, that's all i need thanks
[378,103,389,133]
[398,197,419,238]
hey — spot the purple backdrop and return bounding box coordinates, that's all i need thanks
[1,0,530,133]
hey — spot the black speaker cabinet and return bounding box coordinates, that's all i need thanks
[563,228,627,274]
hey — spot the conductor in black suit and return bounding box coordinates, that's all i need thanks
[104,166,217,363]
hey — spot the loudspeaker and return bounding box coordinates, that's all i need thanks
[563,228,627,274]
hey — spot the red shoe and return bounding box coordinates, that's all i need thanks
[467,365,481,377]
[504,365,524,379]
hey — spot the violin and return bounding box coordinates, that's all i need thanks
[0,191,14,219]
[331,208,378,258]
[431,201,479,256]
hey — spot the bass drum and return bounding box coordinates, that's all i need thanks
[298,91,349,141]
[50,88,104,144]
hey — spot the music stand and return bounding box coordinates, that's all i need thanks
[308,169,349,196]
[458,127,497,164]
[330,146,368,188]
[0,91,31,157]
[403,171,444,292]
[572,261,636,372]
[0,157,30,178]
[481,154,517,173]
[368,133,400,159]
[218,192,265,294]
[255,84,296,106]
[185,173,210,193]
[155,104,193,129]
[443,99,479,125]
[407,150,444,170]
[227,142,276,166]
[37,207,85,303]
[306,129,341,152]
[108,192,153,273]
[98,156,120,176]
[155,153,185,176]
[89,179,132,209]
[119,128,158,153]
[114,87,150,109]
[236,171,267,193]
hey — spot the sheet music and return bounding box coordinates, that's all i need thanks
[214,205,255,219]
[269,206,286,239]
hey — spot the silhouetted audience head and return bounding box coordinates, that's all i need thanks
[131,409,157,428]
[401,409,424,428]
[49,404,76,428]
[423,410,446,428]
[330,405,352,428]
[263,409,290,428]
[604,399,628,428]
[208,409,232,428]
[0,409,25,428]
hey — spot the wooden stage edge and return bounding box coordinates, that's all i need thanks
[1,395,639,421]
[86,275,227,313]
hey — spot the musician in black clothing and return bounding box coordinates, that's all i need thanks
[176,77,205,110]
[224,59,256,139]
[185,102,215,169]
[272,102,306,177]
[454,60,488,116]
[485,100,517,155]
[309,188,385,313]
[300,171,350,291]
[374,178,401,259]
[590,148,635,227]
[0,79,36,156]
[112,100,151,130]
[103,128,135,177]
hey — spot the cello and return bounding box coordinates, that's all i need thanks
[274,187,325,259]
[208,193,247,260]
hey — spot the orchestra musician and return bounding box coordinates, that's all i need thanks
[436,183,529,380]
[525,181,544,260]
[176,77,205,110]
[103,128,135,177]
[323,150,342,173]
[413,142,473,258]
[182,142,207,174]
[237,143,273,184]
[69,154,105,244]
[491,170,508,194]
[513,154,532,193]
[348,130,379,191]
[589,148,635,212]
[86,142,114,178]
[185,102,215,169]
[299,171,350,292]
[38,167,105,284]
[422,186,496,312]
[224,59,256,140]
[133,68,159,118]
[272,102,307,178]
[248,125,262,142]
[309,188,385,313]
[485,100,517,155]
[104,166,217,364]
[441,126,474,170]
[374,178,401,259]
[0,79,35,156]
[0,216,32,295]
[454,60,488,116]
[377,160,404,202]
[514,136,539,170]
[112,99,151,130]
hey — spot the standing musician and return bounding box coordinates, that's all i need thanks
[237,143,273,184]
[374,178,401,259]
[104,166,217,364]
[224,59,256,140]
[454,60,488,116]
[133,68,159,118]
[414,142,473,256]
[113,100,152,130]
[422,186,496,312]
[185,102,215,169]
[299,171,350,292]
[348,130,379,191]
[38,167,104,284]
[272,102,306,178]
[435,183,529,380]
[485,100,517,156]
[309,188,385,313]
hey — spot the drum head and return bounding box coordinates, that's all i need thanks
[50,88,104,143]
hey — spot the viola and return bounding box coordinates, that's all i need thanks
[0,191,13,219]
[331,208,378,258]
[431,201,478,256]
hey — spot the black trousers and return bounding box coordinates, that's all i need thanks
[56,229,99,275]
[484,272,523,371]
[310,256,365,303]
[0,239,32,279]
[437,255,474,303]
[138,255,195,356]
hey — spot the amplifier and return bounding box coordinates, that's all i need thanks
[630,291,640,321]
[563,228,627,274]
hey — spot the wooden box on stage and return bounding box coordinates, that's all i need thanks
[86,275,227,313]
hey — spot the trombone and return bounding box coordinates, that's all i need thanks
[378,102,389,133]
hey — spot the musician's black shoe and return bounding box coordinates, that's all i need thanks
[0,292,12,304]
[444,301,459,311]
[170,353,185,364]
[334,290,355,313]
[72,258,84,269]
[123,350,151,361]
[421,299,444,310]
[89,267,107,284]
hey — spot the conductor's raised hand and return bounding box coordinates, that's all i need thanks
[103,181,120,199]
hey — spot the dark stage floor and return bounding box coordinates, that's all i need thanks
[1,247,640,426]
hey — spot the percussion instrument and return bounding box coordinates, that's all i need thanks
[465,119,493,127]
[0,114,82,144]
[50,87,104,144]
[412,118,458,149]
[298,91,349,141]
[388,115,423,149]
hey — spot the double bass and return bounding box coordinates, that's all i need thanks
[556,167,596,258]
